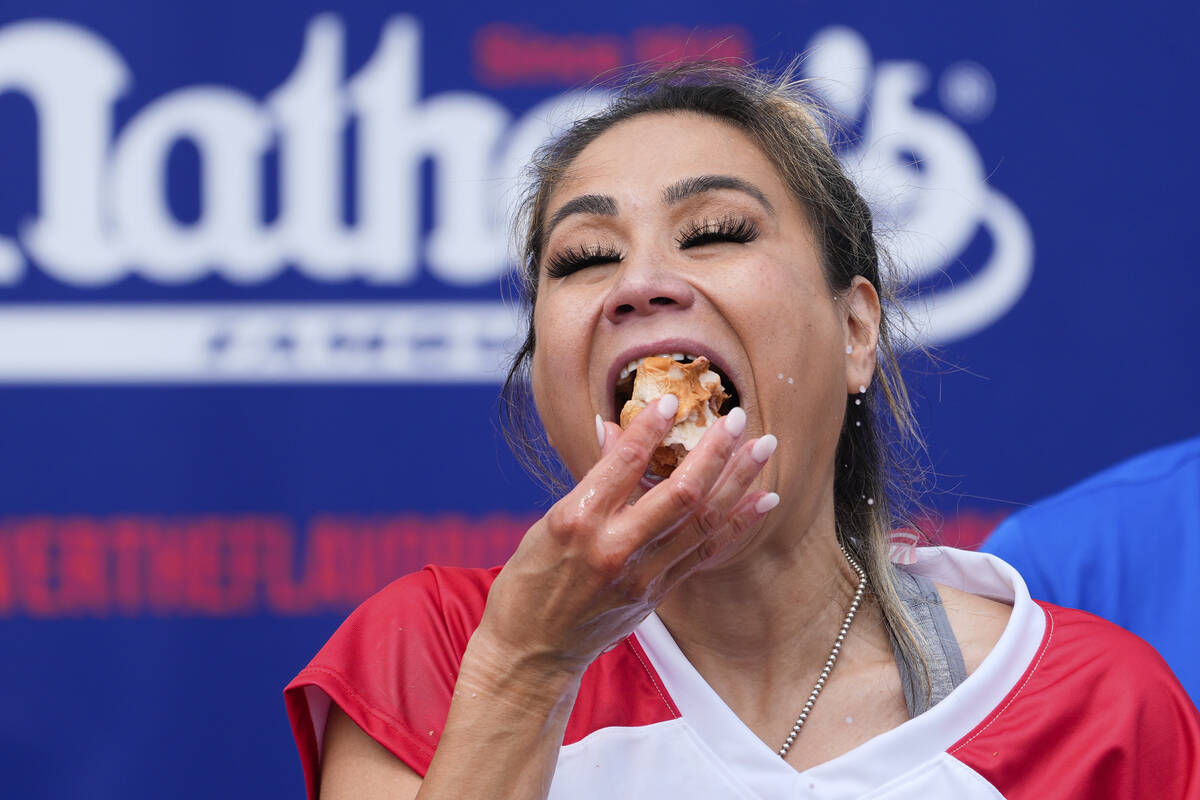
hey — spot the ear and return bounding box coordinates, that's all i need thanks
[842,276,881,394]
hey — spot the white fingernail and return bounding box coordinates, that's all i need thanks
[657,394,679,419]
[751,434,778,463]
[724,407,746,437]
[595,414,605,448]
[755,492,780,514]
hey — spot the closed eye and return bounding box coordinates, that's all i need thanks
[676,216,759,249]
[545,243,624,279]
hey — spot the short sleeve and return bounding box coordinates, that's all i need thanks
[284,565,498,799]
[953,604,1200,799]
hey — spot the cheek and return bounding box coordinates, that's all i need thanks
[530,349,593,482]
[746,266,845,408]
[529,339,563,433]
[530,302,587,387]
[529,303,591,456]
[738,260,836,344]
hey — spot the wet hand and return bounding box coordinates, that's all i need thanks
[476,396,779,678]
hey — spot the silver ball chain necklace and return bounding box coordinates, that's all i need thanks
[777,543,867,758]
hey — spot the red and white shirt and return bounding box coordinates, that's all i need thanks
[286,548,1200,798]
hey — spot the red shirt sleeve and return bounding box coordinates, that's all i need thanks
[952,603,1200,799]
[284,565,498,799]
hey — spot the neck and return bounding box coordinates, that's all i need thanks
[654,505,893,714]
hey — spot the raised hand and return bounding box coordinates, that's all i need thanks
[474,396,779,678]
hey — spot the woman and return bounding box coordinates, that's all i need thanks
[286,65,1199,799]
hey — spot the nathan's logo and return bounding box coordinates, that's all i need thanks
[0,15,609,382]
[805,28,1033,345]
[0,15,605,288]
[0,17,1030,381]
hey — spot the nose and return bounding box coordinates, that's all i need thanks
[601,260,695,323]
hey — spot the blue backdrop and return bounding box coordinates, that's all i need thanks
[0,1,1196,797]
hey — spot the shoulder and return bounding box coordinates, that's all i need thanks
[368,562,501,611]
[1035,602,1179,685]
[1009,603,1191,727]
[313,564,500,664]
[979,441,1200,655]
[292,562,502,684]
[362,564,500,636]
[1031,435,1200,511]
[935,584,1011,676]
[986,602,1186,704]
[986,435,1200,546]
[950,603,1200,799]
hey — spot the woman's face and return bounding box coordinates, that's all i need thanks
[531,112,878,508]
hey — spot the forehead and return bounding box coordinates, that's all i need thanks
[550,111,789,207]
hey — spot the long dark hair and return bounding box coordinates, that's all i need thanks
[501,62,932,696]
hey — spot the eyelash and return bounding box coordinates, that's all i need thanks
[676,215,760,249]
[544,216,760,279]
[545,243,625,279]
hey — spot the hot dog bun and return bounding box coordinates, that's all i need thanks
[619,355,729,478]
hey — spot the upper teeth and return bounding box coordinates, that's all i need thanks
[619,352,699,381]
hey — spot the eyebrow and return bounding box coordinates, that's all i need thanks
[663,174,774,213]
[542,174,773,242]
[544,194,618,240]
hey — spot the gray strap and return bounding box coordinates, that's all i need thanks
[891,570,968,718]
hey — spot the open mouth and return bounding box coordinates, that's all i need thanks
[613,352,740,420]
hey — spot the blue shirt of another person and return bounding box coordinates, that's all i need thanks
[982,435,1200,707]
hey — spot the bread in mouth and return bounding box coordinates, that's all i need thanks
[618,355,730,478]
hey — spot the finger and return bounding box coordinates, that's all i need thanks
[631,407,749,537]
[584,395,681,512]
[598,419,623,458]
[688,433,778,536]
[544,401,678,553]
[655,489,779,593]
[632,432,774,574]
